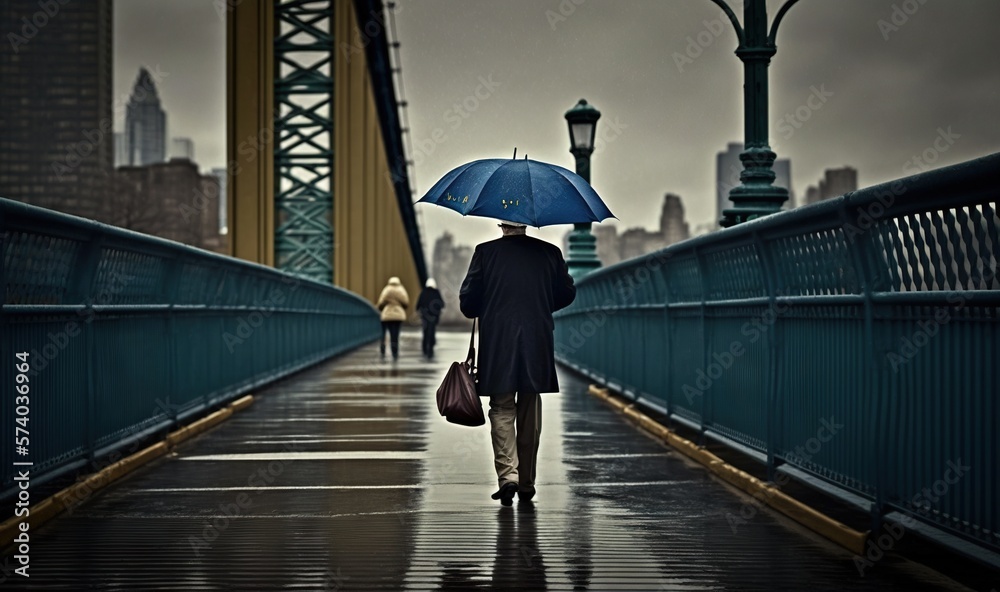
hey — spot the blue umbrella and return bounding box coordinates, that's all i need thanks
[417,157,615,227]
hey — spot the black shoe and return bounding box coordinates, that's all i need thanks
[518,489,535,502]
[491,482,518,506]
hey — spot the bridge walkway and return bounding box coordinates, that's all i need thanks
[15,330,967,590]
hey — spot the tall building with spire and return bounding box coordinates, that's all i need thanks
[0,0,114,220]
[124,67,167,166]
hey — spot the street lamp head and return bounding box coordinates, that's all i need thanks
[562,99,602,276]
[564,98,601,155]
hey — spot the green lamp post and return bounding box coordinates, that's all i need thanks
[564,98,602,278]
[709,0,801,227]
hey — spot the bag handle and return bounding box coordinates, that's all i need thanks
[467,318,477,369]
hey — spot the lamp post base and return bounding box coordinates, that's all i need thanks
[720,145,789,227]
[566,223,601,279]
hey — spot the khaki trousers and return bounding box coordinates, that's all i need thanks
[488,392,541,492]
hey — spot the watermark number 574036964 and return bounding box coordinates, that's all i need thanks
[11,351,33,578]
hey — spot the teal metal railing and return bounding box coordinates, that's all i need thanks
[0,198,380,499]
[555,153,999,554]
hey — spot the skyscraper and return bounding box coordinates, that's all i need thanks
[593,225,621,267]
[660,193,691,246]
[803,166,858,205]
[0,1,114,220]
[124,67,167,166]
[430,232,474,326]
[211,167,228,234]
[114,132,128,168]
[716,142,793,226]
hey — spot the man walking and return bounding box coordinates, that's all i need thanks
[416,278,445,358]
[459,220,576,506]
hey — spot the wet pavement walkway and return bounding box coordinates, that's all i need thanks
[10,330,971,590]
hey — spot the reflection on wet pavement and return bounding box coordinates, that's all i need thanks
[15,330,968,590]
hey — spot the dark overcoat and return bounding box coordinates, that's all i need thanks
[459,234,576,396]
[416,287,444,323]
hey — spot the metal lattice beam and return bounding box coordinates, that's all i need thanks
[275,0,334,283]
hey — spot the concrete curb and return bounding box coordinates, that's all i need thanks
[1,395,255,551]
[588,384,868,555]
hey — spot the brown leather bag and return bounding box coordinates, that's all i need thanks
[435,319,485,427]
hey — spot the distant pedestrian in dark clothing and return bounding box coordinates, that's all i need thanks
[376,276,409,360]
[460,220,576,506]
[416,278,445,358]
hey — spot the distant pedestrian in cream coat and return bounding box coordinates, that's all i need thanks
[376,277,409,360]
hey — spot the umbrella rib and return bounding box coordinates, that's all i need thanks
[526,160,536,226]
[418,160,479,204]
[549,166,603,220]
[471,159,520,214]
[460,161,503,214]
[466,161,502,215]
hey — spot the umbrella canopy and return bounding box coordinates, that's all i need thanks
[417,158,615,227]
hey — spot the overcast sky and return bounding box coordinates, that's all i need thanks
[115,0,1000,254]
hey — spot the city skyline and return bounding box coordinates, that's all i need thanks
[112,0,1000,258]
[113,0,223,173]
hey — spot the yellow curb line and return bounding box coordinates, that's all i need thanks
[587,384,868,555]
[1,395,255,550]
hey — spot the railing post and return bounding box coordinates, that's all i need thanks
[213,267,234,409]
[839,198,884,533]
[661,260,674,422]
[755,231,782,483]
[694,247,709,444]
[69,232,104,462]
[160,255,183,428]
